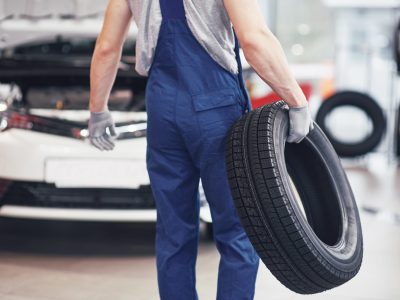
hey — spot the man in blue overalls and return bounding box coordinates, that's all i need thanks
[88,0,313,299]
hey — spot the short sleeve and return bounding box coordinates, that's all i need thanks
[126,0,141,25]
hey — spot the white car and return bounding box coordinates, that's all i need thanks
[0,85,212,228]
[0,36,212,229]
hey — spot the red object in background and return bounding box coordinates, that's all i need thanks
[250,83,313,109]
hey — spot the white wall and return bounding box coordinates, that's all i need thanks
[0,0,109,19]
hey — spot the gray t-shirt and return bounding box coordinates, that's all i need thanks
[126,0,238,76]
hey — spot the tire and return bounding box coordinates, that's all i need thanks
[225,101,363,294]
[316,91,385,157]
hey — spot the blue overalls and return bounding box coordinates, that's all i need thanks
[145,0,259,299]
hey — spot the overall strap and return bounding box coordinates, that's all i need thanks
[159,0,185,20]
[234,31,251,112]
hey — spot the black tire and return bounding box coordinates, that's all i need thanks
[225,101,363,294]
[316,91,386,157]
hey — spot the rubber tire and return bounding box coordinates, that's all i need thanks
[316,91,385,157]
[225,101,363,294]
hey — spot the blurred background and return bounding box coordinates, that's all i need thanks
[0,0,399,299]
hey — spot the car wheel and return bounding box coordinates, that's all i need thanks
[316,91,386,157]
[225,101,363,294]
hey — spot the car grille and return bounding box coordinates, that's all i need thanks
[0,179,155,209]
[0,110,147,140]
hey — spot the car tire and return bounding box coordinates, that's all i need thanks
[225,101,363,294]
[316,91,386,157]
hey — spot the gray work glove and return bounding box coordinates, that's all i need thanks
[88,110,117,151]
[287,104,314,143]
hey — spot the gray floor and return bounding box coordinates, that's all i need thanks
[0,156,399,300]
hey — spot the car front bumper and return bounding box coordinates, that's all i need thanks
[0,124,212,223]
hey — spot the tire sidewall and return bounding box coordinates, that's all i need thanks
[274,107,363,272]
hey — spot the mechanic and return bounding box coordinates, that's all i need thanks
[88,0,313,299]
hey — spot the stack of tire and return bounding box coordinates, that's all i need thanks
[225,101,363,294]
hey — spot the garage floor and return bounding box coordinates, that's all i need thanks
[0,156,399,300]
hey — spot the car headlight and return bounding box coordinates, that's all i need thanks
[0,83,23,111]
[0,101,9,112]
[0,116,8,132]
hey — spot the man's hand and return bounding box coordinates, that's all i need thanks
[287,104,314,143]
[88,110,117,151]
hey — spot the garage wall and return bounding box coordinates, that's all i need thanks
[0,0,109,19]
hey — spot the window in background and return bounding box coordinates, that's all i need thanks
[274,0,334,64]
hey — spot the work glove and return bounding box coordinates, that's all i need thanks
[88,110,117,151]
[286,103,314,143]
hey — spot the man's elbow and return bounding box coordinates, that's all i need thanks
[240,27,277,61]
[94,40,121,59]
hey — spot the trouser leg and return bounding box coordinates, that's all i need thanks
[201,155,259,300]
[146,82,201,299]
[194,101,259,300]
[147,144,200,300]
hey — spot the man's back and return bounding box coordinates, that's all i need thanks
[126,0,238,76]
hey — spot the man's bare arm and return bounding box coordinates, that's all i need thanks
[89,0,132,112]
[224,0,307,108]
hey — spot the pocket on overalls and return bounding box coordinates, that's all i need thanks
[192,88,243,142]
[192,89,238,112]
